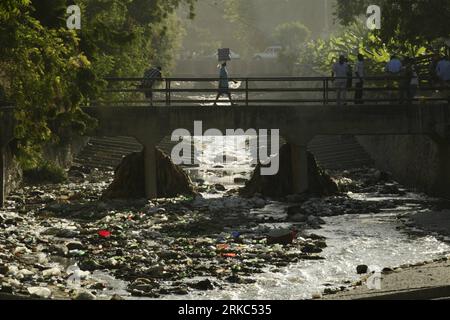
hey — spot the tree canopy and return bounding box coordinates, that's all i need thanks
[0,0,195,167]
[335,0,450,47]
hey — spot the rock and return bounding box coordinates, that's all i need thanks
[382,267,394,274]
[6,265,19,277]
[290,214,307,223]
[13,247,30,255]
[73,290,96,300]
[19,269,35,279]
[43,267,62,278]
[27,287,52,299]
[304,233,326,241]
[312,292,323,299]
[0,285,13,294]
[56,229,80,238]
[110,294,125,300]
[158,250,180,260]
[240,145,339,198]
[307,215,326,226]
[301,243,323,254]
[286,194,309,203]
[49,244,69,257]
[234,177,249,184]
[102,149,198,199]
[287,205,305,216]
[68,170,85,180]
[189,279,214,291]
[214,184,226,192]
[267,229,297,246]
[67,241,84,251]
[80,259,101,271]
[0,265,8,275]
[225,275,256,284]
[356,265,369,274]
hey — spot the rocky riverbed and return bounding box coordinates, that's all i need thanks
[0,166,449,300]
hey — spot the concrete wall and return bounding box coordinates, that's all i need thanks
[3,135,88,196]
[357,135,450,199]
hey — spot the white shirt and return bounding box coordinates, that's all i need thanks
[386,58,402,73]
[333,62,348,80]
[355,61,365,82]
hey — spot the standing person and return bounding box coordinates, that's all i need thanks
[385,55,402,103]
[436,55,450,82]
[409,61,419,103]
[345,57,353,95]
[332,55,349,106]
[385,55,402,74]
[354,54,365,104]
[400,57,418,104]
[429,54,441,86]
[140,66,162,107]
[213,62,236,106]
[436,55,450,103]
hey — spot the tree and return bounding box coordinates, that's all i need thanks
[273,22,311,73]
[335,0,450,48]
[0,0,196,167]
[273,22,311,52]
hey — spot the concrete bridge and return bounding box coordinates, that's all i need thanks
[80,104,450,199]
[1,76,450,204]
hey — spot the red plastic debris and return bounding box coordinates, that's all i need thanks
[98,230,112,238]
[222,253,237,258]
[216,244,230,251]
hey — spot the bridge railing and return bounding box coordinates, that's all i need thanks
[92,76,450,107]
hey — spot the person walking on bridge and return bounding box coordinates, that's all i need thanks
[140,66,162,106]
[332,55,349,106]
[213,62,237,106]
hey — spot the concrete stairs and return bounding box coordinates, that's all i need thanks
[73,136,196,171]
[74,135,373,172]
[308,135,374,170]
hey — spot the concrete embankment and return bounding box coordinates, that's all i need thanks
[323,258,450,300]
[357,135,450,199]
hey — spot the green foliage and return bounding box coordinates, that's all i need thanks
[299,22,431,76]
[217,0,332,58]
[0,1,99,167]
[23,161,68,184]
[274,22,311,51]
[0,0,194,169]
[335,0,450,48]
[273,21,311,71]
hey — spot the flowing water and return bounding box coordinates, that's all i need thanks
[162,136,450,300]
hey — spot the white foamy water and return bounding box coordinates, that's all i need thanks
[162,206,450,300]
[163,138,450,300]
[186,135,256,186]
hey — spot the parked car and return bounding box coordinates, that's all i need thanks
[253,46,283,60]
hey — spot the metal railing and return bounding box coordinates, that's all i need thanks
[93,76,450,107]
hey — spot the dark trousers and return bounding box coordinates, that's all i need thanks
[355,81,364,104]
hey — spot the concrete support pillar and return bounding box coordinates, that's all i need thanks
[143,143,158,199]
[0,145,6,208]
[290,144,309,194]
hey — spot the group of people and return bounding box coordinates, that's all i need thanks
[141,53,450,107]
[140,62,235,106]
[332,53,450,106]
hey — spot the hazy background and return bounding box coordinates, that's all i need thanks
[177,0,338,59]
